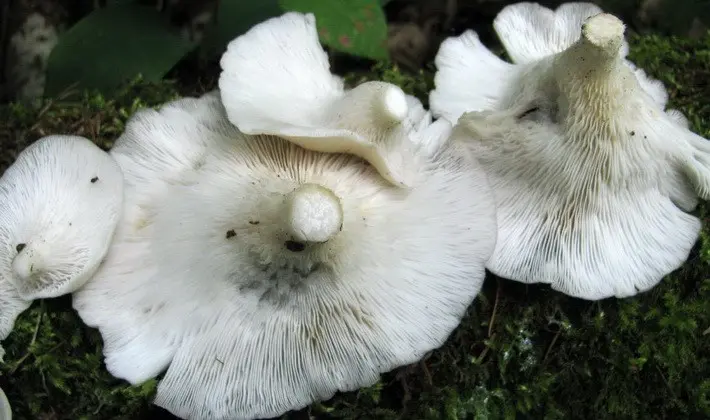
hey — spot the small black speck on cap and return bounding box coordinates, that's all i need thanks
[225,229,236,239]
[285,240,306,252]
[16,243,26,253]
[90,176,99,183]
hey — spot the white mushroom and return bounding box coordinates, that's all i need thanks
[0,280,27,363]
[72,91,497,420]
[219,12,427,189]
[430,11,710,300]
[0,135,123,347]
[0,386,10,420]
[430,2,673,122]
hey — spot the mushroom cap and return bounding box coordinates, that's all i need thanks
[0,386,10,420]
[0,135,123,347]
[72,93,497,419]
[433,10,710,300]
[0,135,124,301]
[218,12,429,189]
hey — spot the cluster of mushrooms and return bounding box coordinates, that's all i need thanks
[1,2,709,419]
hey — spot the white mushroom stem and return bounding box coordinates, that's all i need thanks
[283,184,343,243]
[581,13,625,57]
[559,13,625,72]
[553,13,631,120]
[335,81,409,128]
[374,84,409,125]
[283,81,419,189]
[11,242,48,285]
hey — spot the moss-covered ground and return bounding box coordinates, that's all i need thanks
[0,32,709,420]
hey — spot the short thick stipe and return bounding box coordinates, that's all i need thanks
[283,183,343,243]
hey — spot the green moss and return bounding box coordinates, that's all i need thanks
[343,62,435,107]
[1,34,709,420]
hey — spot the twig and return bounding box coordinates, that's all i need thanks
[10,303,44,374]
[474,333,495,364]
[398,373,411,418]
[655,365,679,401]
[27,99,56,132]
[420,353,433,386]
[703,326,709,335]
[543,329,561,364]
[488,280,501,337]
[476,346,489,363]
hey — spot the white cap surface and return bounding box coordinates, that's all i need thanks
[0,135,123,347]
[219,12,437,188]
[434,5,710,300]
[72,92,497,420]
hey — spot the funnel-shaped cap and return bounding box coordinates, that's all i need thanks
[72,92,499,420]
[436,7,710,301]
[219,12,435,188]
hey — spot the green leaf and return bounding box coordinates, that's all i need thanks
[279,0,389,61]
[202,0,283,57]
[45,4,195,97]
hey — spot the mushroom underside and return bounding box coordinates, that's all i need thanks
[433,10,710,300]
[73,94,497,420]
[483,176,701,299]
[0,135,123,357]
[219,12,436,188]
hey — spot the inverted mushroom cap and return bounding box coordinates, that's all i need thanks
[0,135,123,346]
[72,93,497,419]
[430,2,672,122]
[219,12,429,189]
[433,11,710,300]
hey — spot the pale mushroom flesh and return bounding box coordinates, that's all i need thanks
[0,385,10,420]
[0,135,123,350]
[435,12,710,300]
[73,93,497,420]
[430,1,674,122]
[219,12,430,188]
